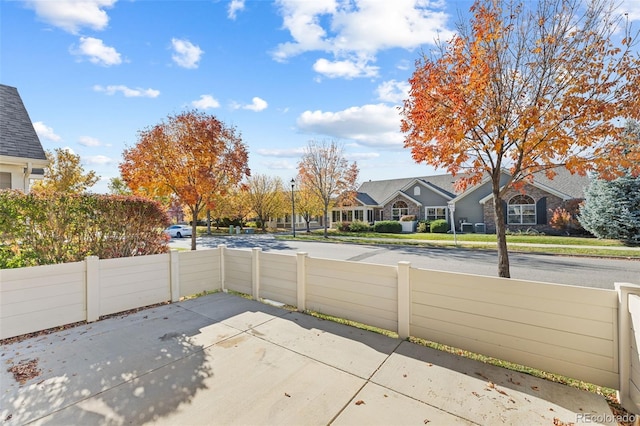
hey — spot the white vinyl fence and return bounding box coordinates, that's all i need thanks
[1,245,639,413]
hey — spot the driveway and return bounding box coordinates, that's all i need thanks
[169,235,640,289]
[1,293,615,425]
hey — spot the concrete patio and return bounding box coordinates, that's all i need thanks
[1,292,616,425]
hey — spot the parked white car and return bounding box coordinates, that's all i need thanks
[164,224,192,238]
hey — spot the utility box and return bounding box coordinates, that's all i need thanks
[474,223,486,234]
[461,223,474,233]
[229,225,234,234]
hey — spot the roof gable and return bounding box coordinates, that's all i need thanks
[380,190,423,207]
[0,84,47,161]
[357,173,457,206]
[357,167,589,207]
[400,178,455,200]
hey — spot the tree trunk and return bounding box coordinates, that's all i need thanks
[206,210,211,235]
[492,188,510,278]
[190,206,198,251]
[323,202,329,238]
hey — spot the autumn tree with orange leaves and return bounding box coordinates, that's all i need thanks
[120,111,250,250]
[401,0,640,277]
[298,140,359,238]
[293,176,325,233]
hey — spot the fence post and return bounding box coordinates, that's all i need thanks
[218,244,226,292]
[86,256,100,322]
[252,247,261,300]
[296,252,308,311]
[397,261,411,339]
[615,282,640,414]
[170,250,180,302]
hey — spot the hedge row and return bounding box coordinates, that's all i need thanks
[0,190,170,268]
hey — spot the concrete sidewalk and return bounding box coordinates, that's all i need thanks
[328,235,640,253]
[1,293,616,425]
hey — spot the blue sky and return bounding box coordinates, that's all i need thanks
[3,0,640,193]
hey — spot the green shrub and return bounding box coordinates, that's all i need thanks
[334,221,350,232]
[373,220,402,233]
[349,220,370,232]
[0,190,169,268]
[430,219,449,233]
[417,221,431,233]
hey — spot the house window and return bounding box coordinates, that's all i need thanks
[341,210,353,222]
[508,195,536,225]
[414,186,420,196]
[392,200,408,220]
[354,210,364,221]
[426,206,447,221]
[0,172,10,189]
[332,211,341,223]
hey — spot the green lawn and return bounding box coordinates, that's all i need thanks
[310,230,627,246]
[277,230,640,258]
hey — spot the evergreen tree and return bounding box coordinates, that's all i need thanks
[579,173,640,244]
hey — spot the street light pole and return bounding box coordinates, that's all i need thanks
[290,178,296,238]
[447,201,457,246]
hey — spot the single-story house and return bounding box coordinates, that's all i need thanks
[331,168,590,233]
[0,84,49,193]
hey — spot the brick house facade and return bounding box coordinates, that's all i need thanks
[481,184,566,233]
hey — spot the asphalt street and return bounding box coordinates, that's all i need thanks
[169,234,640,289]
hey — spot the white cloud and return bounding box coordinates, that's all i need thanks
[171,38,203,69]
[345,152,380,161]
[71,37,122,66]
[25,0,116,34]
[228,0,245,20]
[191,94,220,110]
[242,97,268,112]
[376,79,410,103]
[262,160,295,170]
[297,103,403,148]
[620,0,640,21]
[93,85,160,98]
[33,121,62,142]
[85,155,113,165]
[256,147,305,157]
[313,57,378,79]
[78,136,101,147]
[272,0,335,61]
[273,0,453,78]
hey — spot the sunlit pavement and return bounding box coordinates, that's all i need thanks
[1,293,615,425]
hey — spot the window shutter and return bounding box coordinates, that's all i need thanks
[502,200,508,224]
[536,197,547,224]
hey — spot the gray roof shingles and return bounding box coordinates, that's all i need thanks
[0,84,47,161]
[357,168,589,206]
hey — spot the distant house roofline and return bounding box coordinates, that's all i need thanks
[380,190,423,207]
[478,181,575,204]
[0,84,48,162]
[399,178,454,201]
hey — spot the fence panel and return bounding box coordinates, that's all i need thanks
[0,262,86,339]
[178,249,221,297]
[99,254,170,316]
[629,295,640,410]
[224,249,252,294]
[259,252,297,306]
[410,268,619,388]
[306,257,398,332]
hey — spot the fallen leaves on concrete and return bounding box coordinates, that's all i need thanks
[7,358,41,384]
